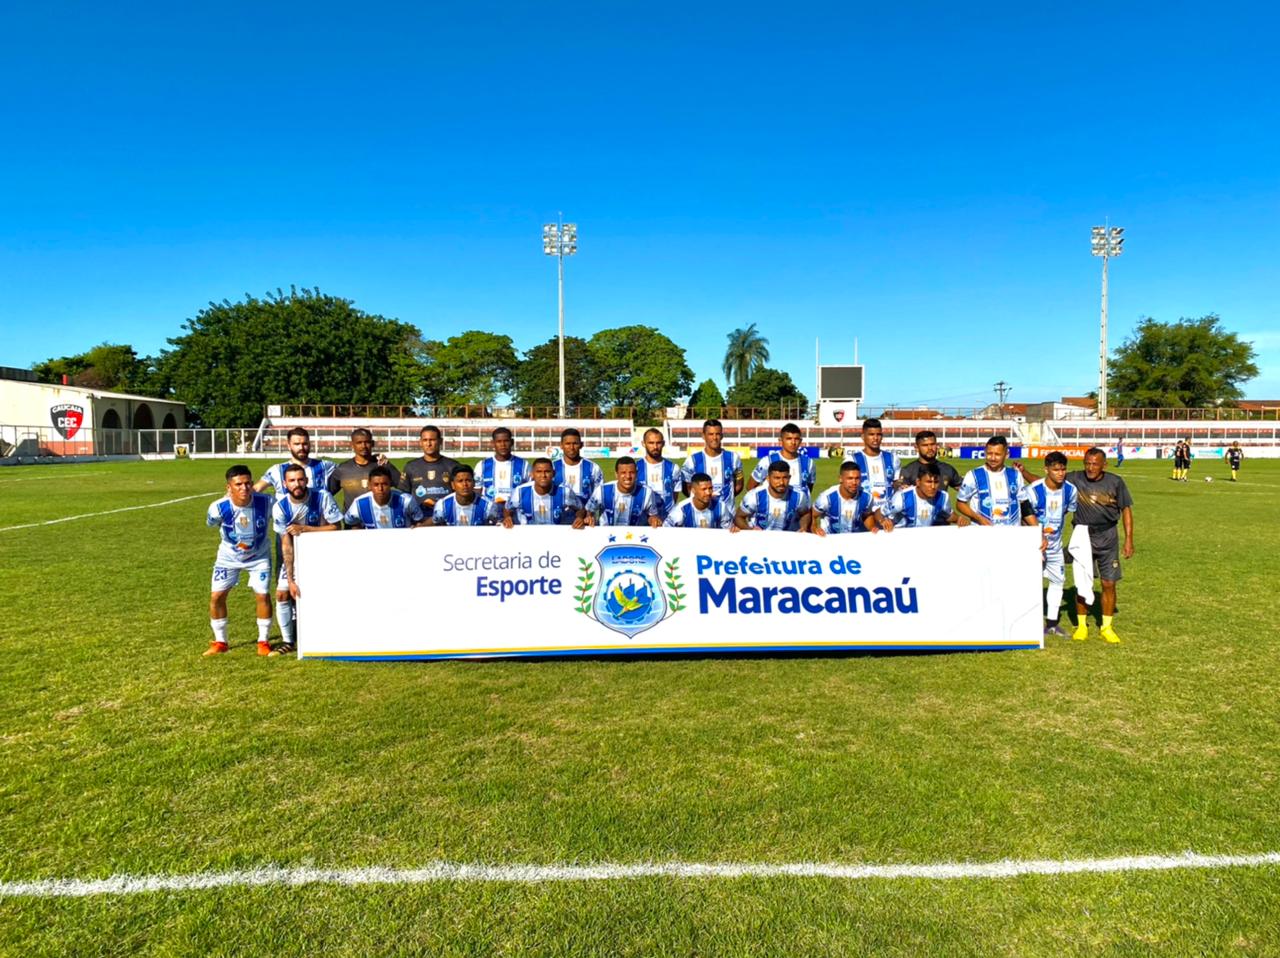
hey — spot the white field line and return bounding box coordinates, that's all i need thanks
[0,493,209,533]
[0,471,108,483]
[3,851,1278,899]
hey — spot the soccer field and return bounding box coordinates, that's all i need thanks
[2,457,1279,956]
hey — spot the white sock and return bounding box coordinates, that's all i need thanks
[211,618,228,644]
[277,601,295,644]
[1046,582,1063,622]
[256,618,271,644]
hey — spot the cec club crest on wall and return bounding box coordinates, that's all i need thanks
[575,535,686,638]
[50,404,85,440]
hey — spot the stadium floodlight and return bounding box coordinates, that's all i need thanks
[1090,224,1125,419]
[543,217,579,418]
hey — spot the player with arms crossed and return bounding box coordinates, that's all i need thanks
[586,456,662,527]
[664,472,734,529]
[956,436,1035,528]
[504,458,586,527]
[432,464,497,527]
[475,427,529,506]
[880,462,961,530]
[812,461,880,535]
[736,460,812,531]
[850,417,899,508]
[681,419,743,512]
[205,465,275,657]
[553,428,604,509]
[1226,441,1244,481]
[1026,452,1078,637]
[748,422,817,495]
[636,428,681,520]
[400,425,460,515]
[271,463,342,654]
[255,427,335,500]
[344,466,425,529]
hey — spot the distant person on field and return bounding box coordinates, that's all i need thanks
[1172,438,1192,482]
[898,429,961,491]
[344,466,424,529]
[329,427,400,510]
[205,465,274,657]
[475,427,529,506]
[748,422,817,495]
[680,418,743,511]
[271,463,342,655]
[399,425,460,516]
[811,461,880,535]
[850,417,899,508]
[432,464,497,527]
[736,459,812,531]
[1115,436,1125,468]
[956,436,1035,528]
[1026,452,1078,638]
[254,426,335,500]
[1226,441,1244,481]
[664,472,734,529]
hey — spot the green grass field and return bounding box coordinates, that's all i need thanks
[2,456,1279,956]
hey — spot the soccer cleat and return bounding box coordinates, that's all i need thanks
[1100,625,1122,644]
[268,643,296,658]
[203,641,229,657]
[257,641,272,656]
[1071,622,1089,641]
[1044,624,1066,638]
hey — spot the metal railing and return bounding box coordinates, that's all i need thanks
[0,426,259,459]
[271,404,636,420]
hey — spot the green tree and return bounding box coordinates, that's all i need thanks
[420,330,518,408]
[722,323,770,388]
[510,336,605,411]
[686,377,725,417]
[157,288,428,427]
[34,343,160,394]
[1108,315,1259,408]
[588,325,694,412]
[726,367,809,417]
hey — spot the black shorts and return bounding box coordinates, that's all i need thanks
[1088,526,1123,582]
[1174,457,1190,469]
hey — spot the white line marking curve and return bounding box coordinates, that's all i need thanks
[3,851,1278,898]
[0,493,210,533]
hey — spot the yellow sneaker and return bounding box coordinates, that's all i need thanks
[1100,625,1121,644]
[1071,622,1089,641]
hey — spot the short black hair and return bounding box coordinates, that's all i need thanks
[987,435,1009,449]
[450,463,474,479]
[561,427,582,440]
[282,463,305,477]
[492,427,513,440]
[1044,451,1068,468]
[225,464,252,482]
[368,465,393,483]
[780,422,802,437]
[839,460,862,474]
[286,426,309,441]
[420,424,441,438]
[862,418,883,431]
[689,471,712,485]
[351,427,373,441]
[916,461,941,479]
[702,419,723,431]
[767,460,792,475]
[915,430,937,444]
[615,456,637,469]
[532,457,553,469]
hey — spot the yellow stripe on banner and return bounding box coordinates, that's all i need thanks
[303,640,1041,658]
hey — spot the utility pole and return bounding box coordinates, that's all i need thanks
[994,381,1011,418]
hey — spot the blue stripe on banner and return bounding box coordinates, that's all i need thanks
[307,643,1042,662]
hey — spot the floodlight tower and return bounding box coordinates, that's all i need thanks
[542,218,578,418]
[1090,224,1124,419]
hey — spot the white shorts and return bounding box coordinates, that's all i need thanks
[1042,549,1065,585]
[211,556,272,594]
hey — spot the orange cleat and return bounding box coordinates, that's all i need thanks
[257,641,272,656]
[203,641,229,657]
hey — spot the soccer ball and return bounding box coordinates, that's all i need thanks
[1204,476,1214,483]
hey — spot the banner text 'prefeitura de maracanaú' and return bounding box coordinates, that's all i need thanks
[293,525,1044,660]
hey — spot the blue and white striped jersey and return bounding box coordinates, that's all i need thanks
[553,457,604,508]
[637,457,681,518]
[474,456,529,502]
[884,488,952,528]
[663,498,733,529]
[1027,479,1077,551]
[432,493,497,527]
[207,493,273,563]
[957,465,1028,526]
[679,449,742,509]
[587,482,658,526]
[510,482,578,525]
[271,489,342,534]
[750,452,817,492]
[258,459,336,501]
[344,491,424,529]
[812,484,877,534]
[736,486,811,531]
[850,450,899,506]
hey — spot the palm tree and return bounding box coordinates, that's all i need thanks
[722,324,770,388]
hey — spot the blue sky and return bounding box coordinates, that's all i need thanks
[3,2,1277,407]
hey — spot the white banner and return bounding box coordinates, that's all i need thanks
[294,525,1044,660]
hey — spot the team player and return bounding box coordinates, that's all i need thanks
[898,430,962,491]
[956,436,1034,527]
[1066,449,1134,644]
[432,464,496,527]
[205,465,275,657]
[475,427,529,505]
[271,463,342,654]
[586,456,662,527]
[505,458,586,527]
[850,417,899,508]
[749,423,817,495]
[553,428,604,508]
[344,466,424,529]
[880,462,959,530]
[736,460,812,531]
[399,425,460,515]
[664,472,734,529]
[254,426,336,500]
[1172,438,1192,481]
[636,428,681,520]
[1226,441,1244,481]
[811,461,880,535]
[330,428,400,510]
[681,419,743,510]
[1026,452,1078,637]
